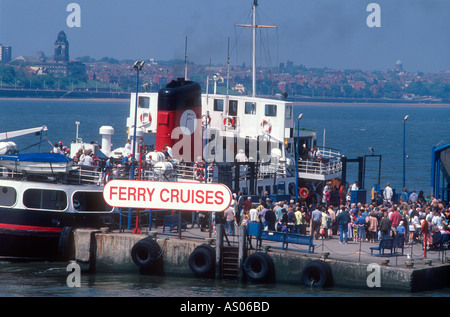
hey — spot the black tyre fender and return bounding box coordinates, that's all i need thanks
[301,259,333,288]
[189,244,215,278]
[58,226,75,261]
[131,237,163,273]
[243,252,275,283]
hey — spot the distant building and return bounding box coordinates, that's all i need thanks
[0,44,12,63]
[395,59,404,73]
[11,31,84,78]
[54,31,69,63]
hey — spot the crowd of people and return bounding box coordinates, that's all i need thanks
[220,185,450,252]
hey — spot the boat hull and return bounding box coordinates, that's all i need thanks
[0,208,118,259]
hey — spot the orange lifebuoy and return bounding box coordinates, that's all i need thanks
[299,187,309,199]
[260,120,272,133]
[223,117,235,127]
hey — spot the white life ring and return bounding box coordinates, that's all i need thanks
[140,112,152,125]
[202,114,211,127]
[223,116,235,128]
[260,120,272,133]
[194,167,205,181]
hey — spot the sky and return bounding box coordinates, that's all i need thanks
[0,0,449,73]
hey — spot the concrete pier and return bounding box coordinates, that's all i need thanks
[73,226,450,293]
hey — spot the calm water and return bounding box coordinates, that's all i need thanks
[0,261,448,298]
[0,98,449,297]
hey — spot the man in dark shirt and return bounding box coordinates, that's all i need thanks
[265,208,276,231]
[336,206,351,244]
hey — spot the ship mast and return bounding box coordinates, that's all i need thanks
[235,0,276,97]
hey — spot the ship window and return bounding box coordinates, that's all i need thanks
[245,102,256,114]
[228,100,238,116]
[285,105,292,119]
[23,189,67,211]
[73,191,113,212]
[213,99,223,111]
[0,186,16,207]
[138,96,150,109]
[265,104,277,117]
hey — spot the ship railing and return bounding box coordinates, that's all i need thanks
[0,164,105,185]
[172,162,214,182]
[66,165,104,184]
[258,161,288,179]
[298,147,342,176]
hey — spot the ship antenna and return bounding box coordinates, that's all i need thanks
[226,37,230,97]
[235,1,276,97]
[184,36,188,80]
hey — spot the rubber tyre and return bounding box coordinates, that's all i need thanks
[131,237,163,274]
[301,260,333,288]
[58,226,75,261]
[189,245,215,278]
[243,252,275,283]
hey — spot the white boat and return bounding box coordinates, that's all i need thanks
[0,126,119,260]
[0,153,78,174]
[110,1,343,202]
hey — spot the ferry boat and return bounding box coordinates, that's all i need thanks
[109,1,343,202]
[0,126,118,260]
[0,0,343,260]
[111,78,343,203]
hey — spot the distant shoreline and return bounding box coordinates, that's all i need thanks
[293,101,450,108]
[0,93,448,107]
[0,97,128,103]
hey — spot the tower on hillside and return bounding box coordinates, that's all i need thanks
[54,31,69,63]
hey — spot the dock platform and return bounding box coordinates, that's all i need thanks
[73,223,450,293]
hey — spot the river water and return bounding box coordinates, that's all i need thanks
[0,98,449,298]
[0,261,448,298]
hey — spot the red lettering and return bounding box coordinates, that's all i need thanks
[137,188,146,201]
[171,189,179,203]
[195,189,204,204]
[214,191,224,205]
[160,188,169,202]
[109,186,118,200]
[180,189,191,203]
[146,188,155,201]
[128,187,136,201]
[205,190,214,204]
[119,187,126,200]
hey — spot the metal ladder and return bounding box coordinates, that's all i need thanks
[221,246,239,280]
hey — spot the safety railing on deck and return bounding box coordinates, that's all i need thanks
[298,147,342,176]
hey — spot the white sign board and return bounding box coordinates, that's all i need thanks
[103,179,232,212]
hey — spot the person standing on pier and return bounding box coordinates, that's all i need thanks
[236,192,244,226]
[224,205,236,236]
[311,206,322,239]
[337,206,350,244]
[389,206,402,237]
[383,183,394,203]
[379,211,391,240]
